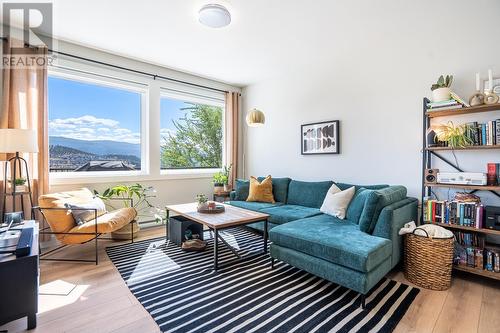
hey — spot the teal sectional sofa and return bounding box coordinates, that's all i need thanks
[228,178,418,303]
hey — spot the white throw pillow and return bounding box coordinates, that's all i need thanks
[320,185,355,219]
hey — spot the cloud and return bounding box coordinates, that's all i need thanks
[49,115,140,144]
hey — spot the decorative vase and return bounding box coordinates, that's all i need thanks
[15,185,27,193]
[197,202,208,210]
[432,87,451,102]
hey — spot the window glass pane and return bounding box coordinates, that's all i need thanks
[160,97,223,169]
[48,76,142,172]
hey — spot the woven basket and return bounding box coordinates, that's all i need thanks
[404,228,454,290]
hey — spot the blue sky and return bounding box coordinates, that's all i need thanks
[48,76,190,144]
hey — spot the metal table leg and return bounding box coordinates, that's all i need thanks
[214,228,219,271]
[263,218,268,253]
[165,209,170,244]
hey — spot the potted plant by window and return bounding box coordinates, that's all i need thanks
[13,178,27,193]
[431,75,453,102]
[213,164,232,193]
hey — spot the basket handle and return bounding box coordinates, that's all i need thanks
[411,227,430,238]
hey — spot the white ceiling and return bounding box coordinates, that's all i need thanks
[6,0,500,87]
[37,0,360,87]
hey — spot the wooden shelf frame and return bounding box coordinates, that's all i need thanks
[424,183,500,191]
[425,145,500,151]
[426,103,500,118]
[453,265,500,281]
[423,221,500,236]
[421,97,500,281]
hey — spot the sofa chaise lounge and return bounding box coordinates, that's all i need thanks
[228,178,418,306]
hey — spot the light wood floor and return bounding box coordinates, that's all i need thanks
[1,226,499,333]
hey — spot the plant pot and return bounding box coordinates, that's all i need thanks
[214,183,224,194]
[15,185,27,193]
[197,202,208,211]
[432,87,451,102]
[111,221,140,240]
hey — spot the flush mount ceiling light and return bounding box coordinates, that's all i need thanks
[198,4,231,28]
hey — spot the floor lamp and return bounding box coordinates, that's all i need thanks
[0,129,38,223]
[243,109,266,178]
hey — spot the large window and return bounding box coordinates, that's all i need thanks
[48,74,144,173]
[160,94,224,170]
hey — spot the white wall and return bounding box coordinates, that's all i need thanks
[242,0,500,200]
[49,40,241,216]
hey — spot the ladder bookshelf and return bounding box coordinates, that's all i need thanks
[421,98,500,280]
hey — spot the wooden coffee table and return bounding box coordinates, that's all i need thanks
[165,202,269,270]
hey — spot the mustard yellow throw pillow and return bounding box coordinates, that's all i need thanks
[246,175,275,203]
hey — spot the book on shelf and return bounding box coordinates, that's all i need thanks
[426,92,469,110]
[463,120,500,146]
[424,199,484,228]
[487,163,500,185]
[453,231,499,272]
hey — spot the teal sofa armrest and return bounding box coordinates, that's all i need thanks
[229,191,237,201]
[372,197,418,268]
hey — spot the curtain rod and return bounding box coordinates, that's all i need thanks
[1,37,230,94]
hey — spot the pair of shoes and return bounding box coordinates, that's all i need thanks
[181,239,207,252]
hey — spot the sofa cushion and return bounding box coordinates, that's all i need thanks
[234,179,250,201]
[261,204,323,225]
[228,201,283,211]
[287,180,333,208]
[320,185,355,219]
[64,207,137,244]
[345,187,370,223]
[269,214,392,272]
[358,190,382,233]
[258,177,291,203]
[247,176,275,203]
[369,186,408,233]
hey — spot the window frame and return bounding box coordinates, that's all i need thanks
[159,87,226,176]
[47,67,149,182]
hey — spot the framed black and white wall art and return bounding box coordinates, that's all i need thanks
[301,120,340,155]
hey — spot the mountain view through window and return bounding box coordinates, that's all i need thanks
[48,76,142,172]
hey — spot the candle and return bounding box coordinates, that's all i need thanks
[476,73,480,91]
[488,69,493,92]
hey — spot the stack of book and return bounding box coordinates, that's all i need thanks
[426,92,469,111]
[465,120,500,146]
[424,199,484,228]
[453,231,500,272]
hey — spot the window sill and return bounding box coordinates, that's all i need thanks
[49,170,215,186]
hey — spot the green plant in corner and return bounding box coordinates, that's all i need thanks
[213,164,232,185]
[429,122,473,148]
[94,184,165,223]
[12,178,26,186]
[431,75,453,91]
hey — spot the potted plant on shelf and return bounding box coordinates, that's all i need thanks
[429,122,473,148]
[431,75,453,102]
[213,164,232,193]
[13,178,27,193]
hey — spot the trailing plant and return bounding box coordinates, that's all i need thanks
[94,183,164,223]
[430,122,473,148]
[431,75,453,91]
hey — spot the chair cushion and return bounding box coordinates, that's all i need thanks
[63,207,137,244]
[65,196,107,225]
[228,201,283,211]
[247,176,275,203]
[261,204,322,225]
[38,188,95,240]
[257,177,291,203]
[269,214,392,272]
[286,180,333,208]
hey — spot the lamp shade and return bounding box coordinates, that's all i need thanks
[0,129,38,153]
[246,109,265,127]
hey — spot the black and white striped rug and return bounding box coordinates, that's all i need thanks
[106,228,419,333]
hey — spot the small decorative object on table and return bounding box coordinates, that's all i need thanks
[197,199,225,214]
[431,74,453,102]
[196,194,208,210]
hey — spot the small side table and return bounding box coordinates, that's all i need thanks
[213,191,231,203]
